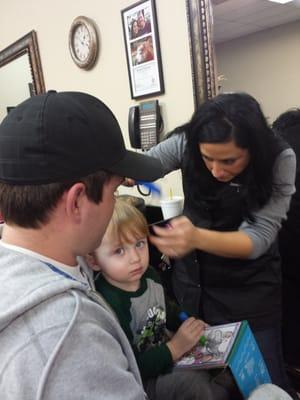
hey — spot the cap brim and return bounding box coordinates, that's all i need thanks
[107,150,163,182]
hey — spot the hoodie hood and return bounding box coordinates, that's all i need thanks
[0,242,145,399]
[0,243,88,331]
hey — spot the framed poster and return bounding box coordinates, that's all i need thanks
[121,0,164,99]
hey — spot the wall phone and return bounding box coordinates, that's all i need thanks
[128,100,162,151]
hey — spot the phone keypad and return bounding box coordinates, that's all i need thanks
[140,112,158,150]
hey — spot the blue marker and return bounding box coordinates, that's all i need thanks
[178,311,190,322]
[178,311,207,346]
[136,180,161,196]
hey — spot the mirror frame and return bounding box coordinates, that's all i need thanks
[0,30,45,95]
[186,0,217,109]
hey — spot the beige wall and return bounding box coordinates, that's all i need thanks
[0,0,193,202]
[216,20,300,122]
[1,3,299,203]
[0,54,33,120]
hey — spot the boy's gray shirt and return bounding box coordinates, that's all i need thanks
[0,243,146,400]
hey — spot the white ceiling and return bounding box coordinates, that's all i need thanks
[211,0,300,43]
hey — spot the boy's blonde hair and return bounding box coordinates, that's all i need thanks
[109,198,149,243]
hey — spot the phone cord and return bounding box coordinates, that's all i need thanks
[137,184,151,196]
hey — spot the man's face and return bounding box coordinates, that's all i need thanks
[138,15,145,28]
[83,175,123,253]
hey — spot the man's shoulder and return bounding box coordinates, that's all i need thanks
[0,286,144,398]
[0,246,116,333]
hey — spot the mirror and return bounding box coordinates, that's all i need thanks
[0,30,45,122]
[186,0,217,109]
[187,0,300,121]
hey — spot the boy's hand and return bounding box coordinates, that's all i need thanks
[166,317,207,361]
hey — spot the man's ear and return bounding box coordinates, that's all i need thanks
[85,253,101,271]
[65,183,86,222]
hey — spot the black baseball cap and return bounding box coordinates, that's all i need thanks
[0,91,163,184]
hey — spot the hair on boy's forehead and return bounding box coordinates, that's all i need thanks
[117,223,148,245]
[110,199,149,242]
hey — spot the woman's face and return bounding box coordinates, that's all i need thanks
[132,21,139,34]
[199,139,250,182]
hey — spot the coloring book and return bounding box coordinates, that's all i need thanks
[175,321,271,398]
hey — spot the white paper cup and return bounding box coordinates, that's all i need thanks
[160,196,184,219]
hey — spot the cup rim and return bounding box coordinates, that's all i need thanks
[160,196,183,204]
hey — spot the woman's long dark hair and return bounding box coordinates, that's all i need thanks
[170,92,282,215]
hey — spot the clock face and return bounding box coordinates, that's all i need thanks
[73,24,91,63]
[69,16,98,69]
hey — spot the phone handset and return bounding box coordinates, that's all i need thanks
[128,105,141,148]
[128,100,162,151]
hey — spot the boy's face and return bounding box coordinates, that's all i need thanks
[93,226,149,291]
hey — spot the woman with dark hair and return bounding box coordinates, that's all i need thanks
[130,19,139,39]
[146,93,297,396]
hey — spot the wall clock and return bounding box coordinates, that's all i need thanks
[69,16,99,69]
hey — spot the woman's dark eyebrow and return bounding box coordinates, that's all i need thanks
[201,153,238,162]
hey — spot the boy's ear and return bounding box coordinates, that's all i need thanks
[85,253,101,271]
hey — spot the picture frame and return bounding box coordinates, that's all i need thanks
[121,0,164,99]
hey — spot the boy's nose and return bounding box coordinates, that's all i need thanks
[129,248,141,263]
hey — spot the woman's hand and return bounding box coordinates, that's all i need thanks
[150,215,253,259]
[166,317,207,361]
[149,216,197,258]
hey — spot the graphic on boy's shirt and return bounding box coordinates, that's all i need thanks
[135,306,168,352]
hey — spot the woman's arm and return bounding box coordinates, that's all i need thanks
[240,148,296,259]
[123,134,186,187]
[150,217,253,258]
[150,149,296,260]
[146,133,186,174]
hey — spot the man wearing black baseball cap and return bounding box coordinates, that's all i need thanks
[0,91,162,399]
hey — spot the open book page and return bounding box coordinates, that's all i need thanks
[175,321,242,369]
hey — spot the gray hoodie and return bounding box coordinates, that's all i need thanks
[0,243,146,399]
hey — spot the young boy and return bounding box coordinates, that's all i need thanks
[88,199,239,400]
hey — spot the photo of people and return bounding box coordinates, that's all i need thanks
[121,0,164,98]
[130,35,154,66]
[127,7,152,40]
[130,19,139,40]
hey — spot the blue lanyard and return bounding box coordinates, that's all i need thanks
[42,261,85,284]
